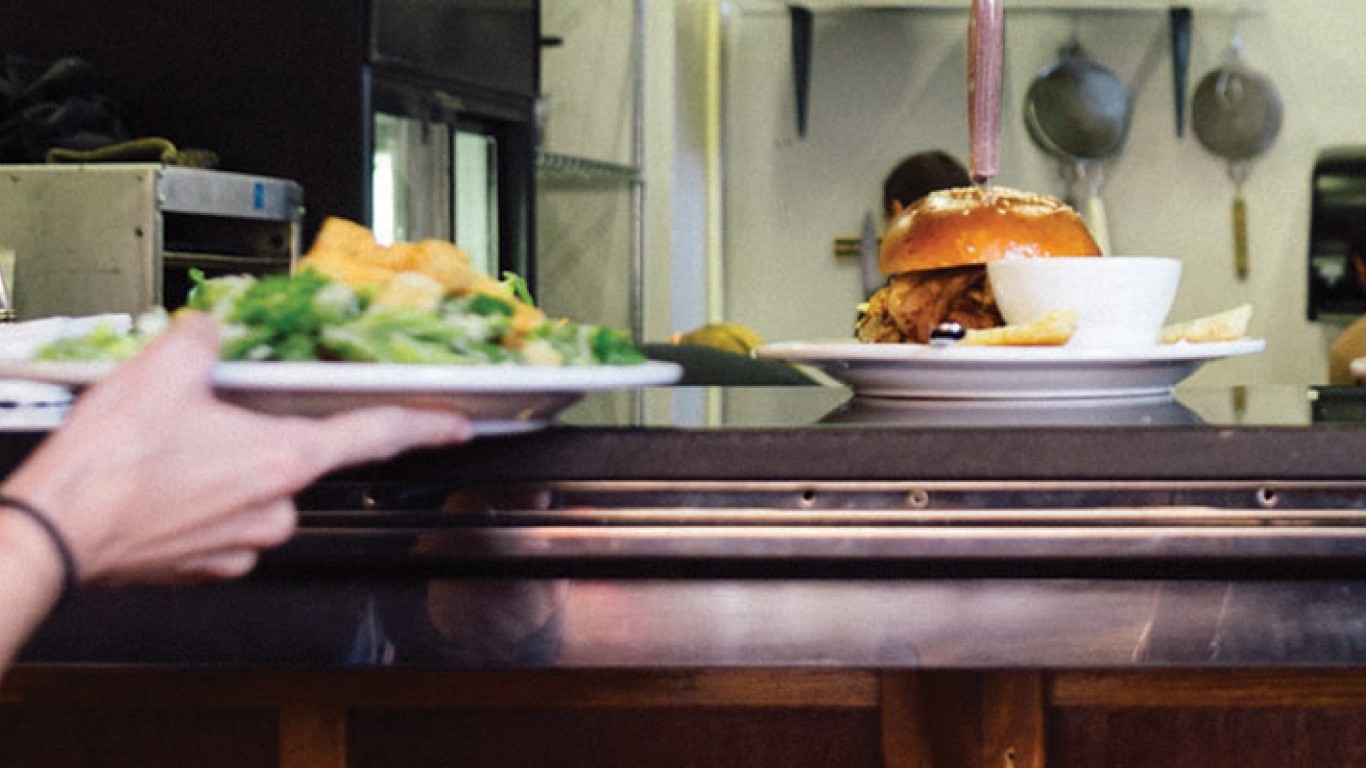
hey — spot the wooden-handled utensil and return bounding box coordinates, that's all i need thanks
[1191,28,1282,280]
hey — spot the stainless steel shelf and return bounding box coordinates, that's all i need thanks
[535,151,642,183]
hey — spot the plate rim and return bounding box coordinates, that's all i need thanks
[755,338,1266,365]
[0,359,684,393]
[754,338,1264,400]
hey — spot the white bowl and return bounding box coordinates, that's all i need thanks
[986,256,1182,349]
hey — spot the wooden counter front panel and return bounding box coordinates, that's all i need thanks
[8,668,1366,767]
[349,707,878,767]
[0,669,883,768]
[0,706,276,768]
[1048,669,1366,767]
[1051,708,1366,767]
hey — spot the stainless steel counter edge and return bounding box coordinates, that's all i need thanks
[267,425,1366,485]
[10,416,1366,670]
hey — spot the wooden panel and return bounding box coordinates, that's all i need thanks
[2,667,885,768]
[1049,670,1366,767]
[917,672,984,767]
[1049,707,1366,768]
[879,671,1045,768]
[879,672,935,768]
[0,667,884,768]
[1051,669,1366,708]
[982,671,1044,768]
[348,707,881,768]
[0,706,276,768]
[279,705,347,768]
[2,667,880,709]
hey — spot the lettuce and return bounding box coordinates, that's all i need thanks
[36,269,645,366]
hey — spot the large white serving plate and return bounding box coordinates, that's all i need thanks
[0,360,683,435]
[755,339,1264,400]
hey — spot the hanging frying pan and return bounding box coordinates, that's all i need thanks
[1023,41,1132,254]
[1191,32,1283,280]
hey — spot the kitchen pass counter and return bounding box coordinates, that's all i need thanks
[4,384,1366,669]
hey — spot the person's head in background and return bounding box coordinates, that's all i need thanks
[881,150,972,221]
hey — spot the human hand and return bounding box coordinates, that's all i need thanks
[1,311,473,585]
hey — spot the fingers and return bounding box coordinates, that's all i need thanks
[74,311,221,414]
[157,497,298,566]
[174,549,261,580]
[297,407,474,475]
[158,497,297,581]
[130,311,221,386]
[77,497,297,585]
[100,549,262,585]
[223,498,298,551]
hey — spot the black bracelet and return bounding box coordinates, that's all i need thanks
[0,494,78,602]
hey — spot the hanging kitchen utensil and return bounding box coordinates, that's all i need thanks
[1170,7,1193,137]
[790,5,812,138]
[1191,27,1283,280]
[1023,38,1132,254]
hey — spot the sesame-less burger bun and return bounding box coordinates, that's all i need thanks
[879,186,1101,275]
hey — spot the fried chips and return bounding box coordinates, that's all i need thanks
[297,217,544,331]
[959,308,1077,347]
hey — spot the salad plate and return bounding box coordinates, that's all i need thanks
[0,360,683,436]
[755,339,1264,400]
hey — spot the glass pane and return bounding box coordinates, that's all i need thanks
[454,129,498,277]
[371,112,451,245]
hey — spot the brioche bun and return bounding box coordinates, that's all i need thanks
[879,186,1101,275]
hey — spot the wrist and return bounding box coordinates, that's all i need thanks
[0,495,78,601]
[0,511,67,609]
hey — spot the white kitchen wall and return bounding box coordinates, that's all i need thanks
[713,1,1366,386]
[542,1,1366,388]
[535,0,640,332]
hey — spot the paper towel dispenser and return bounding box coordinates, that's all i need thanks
[1309,147,1366,321]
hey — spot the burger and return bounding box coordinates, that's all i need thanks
[855,186,1101,344]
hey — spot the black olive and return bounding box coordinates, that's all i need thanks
[929,322,966,345]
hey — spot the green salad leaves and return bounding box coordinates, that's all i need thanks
[36,268,646,366]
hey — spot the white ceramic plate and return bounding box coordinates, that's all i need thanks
[755,339,1265,400]
[0,360,683,435]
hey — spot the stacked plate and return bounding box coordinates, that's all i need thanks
[0,314,132,429]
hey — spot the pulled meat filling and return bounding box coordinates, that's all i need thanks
[856,266,1003,344]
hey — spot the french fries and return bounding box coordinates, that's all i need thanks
[944,303,1252,349]
[1160,304,1252,344]
[960,308,1077,347]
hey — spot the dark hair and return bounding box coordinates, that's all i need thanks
[881,151,972,219]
